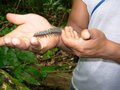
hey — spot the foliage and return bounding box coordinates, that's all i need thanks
[0,0,72,89]
[0,0,71,26]
[0,46,43,84]
[0,69,30,90]
[41,48,58,60]
[0,18,46,89]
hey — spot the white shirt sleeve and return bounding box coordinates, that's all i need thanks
[82,0,100,15]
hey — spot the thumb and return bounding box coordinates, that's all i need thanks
[81,29,91,40]
[6,13,26,25]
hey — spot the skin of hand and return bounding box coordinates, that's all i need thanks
[0,13,59,53]
[64,0,120,62]
[63,27,120,62]
[61,26,109,58]
[0,0,120,62]
[0,0,88,54]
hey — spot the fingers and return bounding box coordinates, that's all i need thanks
[62,26,91,41]
[4,37,13,46]
[73,31,79,39]
[1,36,42,53]
[6,13,26,25]
[1,37,29,49]
[29,37,41,53]
[61,26,80,43]
[30,37,50,54]
[0,34,42,53]
[63,26,77,38]
[12,37,30,49]
[64,27,72,38]
[68,26,75,38]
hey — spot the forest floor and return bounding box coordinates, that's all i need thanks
[32,50,77,90]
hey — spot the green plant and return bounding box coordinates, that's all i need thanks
[0,22,46,89]
[0,0,72,89]
[41,48,58,60]
[0,15,65,89]
[0,46,45,87]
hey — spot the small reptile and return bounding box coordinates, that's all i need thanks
[33,27,62,37]
[34,27,91,40]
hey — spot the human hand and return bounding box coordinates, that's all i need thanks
[0,13,58,53]
[61,26,108,58]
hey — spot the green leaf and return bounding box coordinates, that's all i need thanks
[0,46,9,68]
[14,64,27,82]
[6,48,20,67]
[42,48,58,60]
[25,66,43,81]
[0,69,30,90]
[16,49,37,64]
[0,74,4,85]
[14,65,42,85]
[0,16,5,21]
[0,27,10,35]
[40,66,57,77]
[21,71,40,85]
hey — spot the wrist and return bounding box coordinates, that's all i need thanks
[56,34,72,52]
[99,39,120,62]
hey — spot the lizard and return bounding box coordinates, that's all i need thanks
[33,27,62,37]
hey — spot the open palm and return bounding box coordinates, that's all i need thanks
[0,13,53,50]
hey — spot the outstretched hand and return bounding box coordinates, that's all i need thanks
[0,13,56,52]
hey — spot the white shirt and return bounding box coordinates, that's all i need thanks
[72,0,120,90]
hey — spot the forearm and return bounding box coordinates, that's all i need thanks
[56,0,89,52]
[37,0,89,53]
[100,39,120,63]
